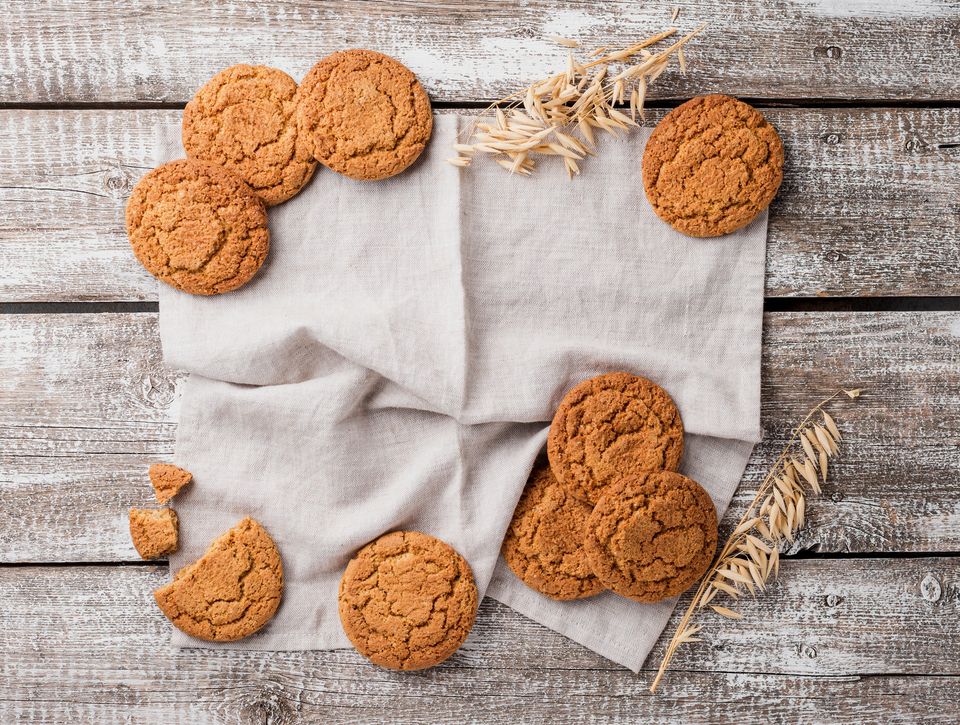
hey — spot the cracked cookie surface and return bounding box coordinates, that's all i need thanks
[296,49,433,180]
[149,462,192,504]
[584,471,717,603]
[183,64,317,205]
[642,94,783,238]
[502,463,604,600]
[154,517,283,641]
[129,508,179,560]
[548,372,684,505]
[126,159,269,295]
[339,531,477,670]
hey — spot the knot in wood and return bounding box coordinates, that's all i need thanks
[813,45,843,60]
[920,573,943,603]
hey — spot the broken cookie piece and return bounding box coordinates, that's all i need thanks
[149,463,193,504]
[154,517,283,642]
[129,507,179,560]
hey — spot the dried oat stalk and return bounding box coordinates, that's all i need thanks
[447,23,706,178]
[649,388,863,693]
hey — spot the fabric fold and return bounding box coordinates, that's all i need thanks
[155,114,766,671]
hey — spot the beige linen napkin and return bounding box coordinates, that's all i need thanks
[156,115,766,671]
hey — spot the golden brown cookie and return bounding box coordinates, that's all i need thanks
[297,49,433,180]
[584,471,717,603]
[548,372,684,505]
[129,508,179,560]
[339,531,477,670]
[126,159,269,296]
[183,64,317,205]
[149,463,192,504]
[154,517,283,642]
[642,94,784,238]
[502,463,604,600]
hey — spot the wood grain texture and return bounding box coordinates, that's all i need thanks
[3,1,959,717]
[1,312,958,563]
[1,107,959,302]
[1,561,959,723]
[2,1,959,105]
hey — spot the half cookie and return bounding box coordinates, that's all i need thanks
[339,531,477,670]
[154,517,283,641]
[502,464,604,600]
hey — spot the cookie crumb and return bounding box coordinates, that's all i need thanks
[149,463,193,504]
[129,507,179,560]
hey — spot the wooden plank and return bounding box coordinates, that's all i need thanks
[1,312,958,562]
[2,1,959,104]
[2,107,959,302]
[0,561,958,723]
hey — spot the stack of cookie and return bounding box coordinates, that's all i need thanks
[503,372,719,604]
[125,50,433,296]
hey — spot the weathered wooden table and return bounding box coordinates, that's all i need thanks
[2,2,959,722]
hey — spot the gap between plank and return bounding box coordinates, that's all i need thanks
[2,98,960,112]
[3,550,958,568]
[5,299,960,315]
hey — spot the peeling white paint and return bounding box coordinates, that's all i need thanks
[540,8,605,38]
[792,0,953,17]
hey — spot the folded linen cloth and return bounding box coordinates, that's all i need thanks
[156,114,766,671]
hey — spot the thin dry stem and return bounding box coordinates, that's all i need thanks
[650,388,860,693]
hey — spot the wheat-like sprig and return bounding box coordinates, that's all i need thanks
[447,23,707,178]
[649,387,863,693]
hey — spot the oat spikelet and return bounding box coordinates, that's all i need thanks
[710,605,743,620]
[550,35,581,48]
[449,23,707,176]
[650,388,861,693]
[677,623,702,643]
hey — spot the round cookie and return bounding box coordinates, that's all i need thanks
[584,471,718,603]
[297,49,433,180]
[502,464,604,600]
[339,531,477,670]
[125,159,269,295]
[548,372,684,505]
[642,94,784,238]
[183,64,317,205]
[154,517,284,641]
